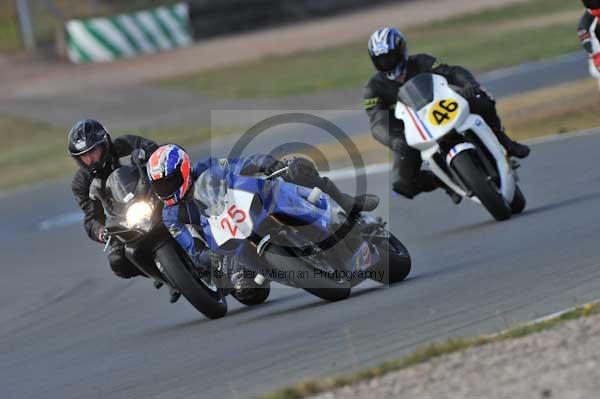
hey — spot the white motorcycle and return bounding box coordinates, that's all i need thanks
[394,73,526,221]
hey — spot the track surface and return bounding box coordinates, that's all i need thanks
[2,56,599,399]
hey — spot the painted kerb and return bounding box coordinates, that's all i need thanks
[66,3,192,63]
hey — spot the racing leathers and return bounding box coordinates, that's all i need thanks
[161,156,275,296]
[578,9,600,81]
[71,135,158,278]
[363,53,527,199]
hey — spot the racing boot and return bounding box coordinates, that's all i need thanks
[230,270,270,305]
[438,180,462,204]
[320,177,380,215]
[416,171,461,204]
[494,128,530,159]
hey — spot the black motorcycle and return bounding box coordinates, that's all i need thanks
[90,159,229,319]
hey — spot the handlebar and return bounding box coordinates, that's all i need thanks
[265,166,289,180]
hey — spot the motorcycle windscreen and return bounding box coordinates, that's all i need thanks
[397,73,435,111]
[194,169,227,217]
[105,166,141,205]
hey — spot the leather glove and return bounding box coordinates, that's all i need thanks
[390,138,406,152]
[285,157,318,181]
[264,157,286,176]
[130,148,146,167]
[98,227,109,243]
[462,82,482,100]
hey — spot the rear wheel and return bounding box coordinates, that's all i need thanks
[371,233,411,284]
[451,151,511,221]
[510,185,526,214]
[154,242,227,319]
[261,244,351,302]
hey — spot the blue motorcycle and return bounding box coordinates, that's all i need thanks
[194,165,412,302]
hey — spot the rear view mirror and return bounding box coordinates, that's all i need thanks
[89,178,103,201]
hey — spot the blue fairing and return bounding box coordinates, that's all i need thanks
[197,167,336,256]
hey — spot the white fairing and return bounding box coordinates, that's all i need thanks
[207,188,255,246]
[395,74,516,203]
[395,75,470,150]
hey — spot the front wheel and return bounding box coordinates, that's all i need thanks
[451,151,511,221]
[510,185,526,214]
[154,242,227,319]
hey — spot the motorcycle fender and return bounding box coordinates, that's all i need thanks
[445,143,476,166]
[421,146,473,201]
[456,115,515,202]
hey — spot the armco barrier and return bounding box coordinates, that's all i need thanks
[188,0,397,39]
[66,2,192,63]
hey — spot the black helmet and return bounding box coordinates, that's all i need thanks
[583,0,600,9]
[368,27,408,81]
[68,119,112,176]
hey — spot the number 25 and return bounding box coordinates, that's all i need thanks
[220,205,246,236]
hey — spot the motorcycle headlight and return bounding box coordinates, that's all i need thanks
[126,201,154,231]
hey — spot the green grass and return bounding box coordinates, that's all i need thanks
[0,4,20,53]
[261,302,600,399]
[160,0,582,98]
[500,79,600,140]
[0,115,232,190]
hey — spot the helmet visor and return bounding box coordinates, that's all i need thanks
[77,145,104,166]
[373,52,406,74]
[151,170,184,200]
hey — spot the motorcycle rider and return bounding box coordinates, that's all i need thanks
[363,27,530,201]
[578,0,600,88]
[68,119,170,289]
[146,145,379,300]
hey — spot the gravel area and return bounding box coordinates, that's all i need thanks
[311,313,600,399]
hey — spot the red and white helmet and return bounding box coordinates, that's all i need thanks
[146,144,192,206]
[584,0,600,16]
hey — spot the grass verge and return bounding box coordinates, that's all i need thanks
[159,0,582,98]
[0,116,230,191]
[261,302,600,399]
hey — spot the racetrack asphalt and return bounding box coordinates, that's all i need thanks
[1,54,599,399]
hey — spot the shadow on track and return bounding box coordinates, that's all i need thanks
[426,219,497,240]
[237,296,334,325]
[520,191,600,217]
[142,290,308,335]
